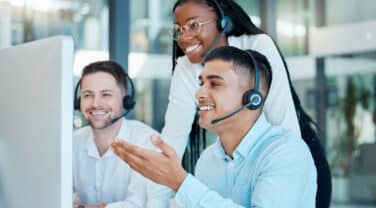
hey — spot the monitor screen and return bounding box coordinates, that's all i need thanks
[0,36,74,208]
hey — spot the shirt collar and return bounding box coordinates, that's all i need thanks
[235,113,271,159]
[85,118,128,159]
[214,113,271,160]
[213,139,226,159]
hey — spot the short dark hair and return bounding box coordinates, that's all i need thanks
[81,60,128,92]
[203,46,272,95]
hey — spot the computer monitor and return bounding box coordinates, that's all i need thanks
[0,36,74,208]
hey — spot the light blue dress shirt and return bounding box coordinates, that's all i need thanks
[175,113,317,208]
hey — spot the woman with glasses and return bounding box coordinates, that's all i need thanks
[160,1,331,207]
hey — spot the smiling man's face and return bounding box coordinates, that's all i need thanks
[80,72,124,129]
[196,59,248,129]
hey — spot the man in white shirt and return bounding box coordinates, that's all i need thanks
[73,61,171,208]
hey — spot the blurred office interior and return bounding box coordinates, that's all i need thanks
[0,0,375,207]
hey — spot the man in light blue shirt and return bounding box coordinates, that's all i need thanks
[112,46,317,207]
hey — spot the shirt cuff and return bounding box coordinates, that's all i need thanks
[174,174,209,207]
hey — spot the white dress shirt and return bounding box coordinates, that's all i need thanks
[73,118,172,208]
[161,34,301,157]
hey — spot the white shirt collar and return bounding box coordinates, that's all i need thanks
[85,118,128,159]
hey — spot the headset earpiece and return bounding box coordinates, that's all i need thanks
[123,75,136,110]
[242,89,262,110]
[213,0,233,34]
[220,15,233,33]
[74,97,81,110]
[73,80,81,111]
[122,95,135,110]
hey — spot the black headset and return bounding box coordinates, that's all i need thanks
[242,50,263,110]
[73,74,136,111]
[199,0,234,58]
[212,0,234,34]
[210,2,261,109]
[210,49,264,124]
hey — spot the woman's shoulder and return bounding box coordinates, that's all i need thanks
[228,34,274,49]
[175,55,192,68]
[174,55,202,76]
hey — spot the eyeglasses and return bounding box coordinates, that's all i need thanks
[171,19,215,40]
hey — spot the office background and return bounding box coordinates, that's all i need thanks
[0,0,375,207]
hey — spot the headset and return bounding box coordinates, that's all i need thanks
[207,1,261,109]
[201,0,234,58]
[73,74,136,112]
[211,49,263,124]
[242,50,262,110]
[212,0,233,34]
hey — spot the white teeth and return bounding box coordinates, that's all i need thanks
[199,105,213,111]
[185,44,200,53]
[92,111,106,116]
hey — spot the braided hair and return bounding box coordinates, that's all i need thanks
[172,0,261,172]
[172,1,331,207]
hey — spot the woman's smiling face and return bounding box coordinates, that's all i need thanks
[174,1,227,63]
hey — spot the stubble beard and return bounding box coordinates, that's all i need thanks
[87,116,113,130]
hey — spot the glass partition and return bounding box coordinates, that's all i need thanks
[325,52,376,206]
